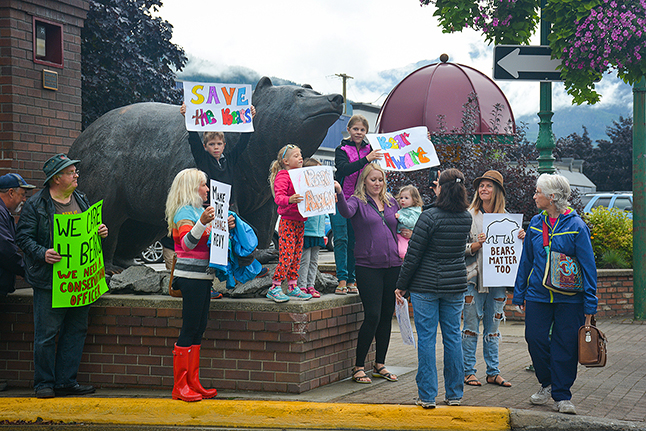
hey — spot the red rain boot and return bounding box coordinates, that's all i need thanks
[172,344,202,402]
[187,345,218,399]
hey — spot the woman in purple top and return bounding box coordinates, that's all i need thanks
[335,163,402,384]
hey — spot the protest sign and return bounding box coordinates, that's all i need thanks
[52,201,108,308]
[366,126,440,172]
[482,213,523,287]
[209,179,231,267]
[183,82,254,133]
[288,165,335,217]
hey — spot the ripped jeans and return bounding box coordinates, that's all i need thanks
[462,284,507,377]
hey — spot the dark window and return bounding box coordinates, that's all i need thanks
[613,197,632,211]
[33,17,64,68]
[591,197,611,209]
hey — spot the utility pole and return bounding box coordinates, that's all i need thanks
[336,73,353,115]
[633,77,646,320]
[535,0,556,174]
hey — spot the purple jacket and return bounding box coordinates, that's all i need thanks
[336,191,402,269]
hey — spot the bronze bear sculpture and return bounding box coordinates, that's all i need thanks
[68,77,343,269]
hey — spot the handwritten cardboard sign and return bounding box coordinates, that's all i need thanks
[183,82,254,133]
[482,213,523,287]
[209,179,231,266]
[52,201,108,308]
[366,126,440,172]
[288,166,336,217]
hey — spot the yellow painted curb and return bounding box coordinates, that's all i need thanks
[0,398,510,430]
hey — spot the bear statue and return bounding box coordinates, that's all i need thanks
[68,77,344,270]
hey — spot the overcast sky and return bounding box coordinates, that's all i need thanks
[156,0,632,119]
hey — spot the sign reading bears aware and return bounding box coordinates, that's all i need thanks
[288,166,336,217]
[183,82,254,133]
[366,126,440,172]
[52,201,108,308]
[209,180,231,267]
[482,213,524,287]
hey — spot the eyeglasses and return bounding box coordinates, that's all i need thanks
[61,169,79,177]
[281,144,296,159]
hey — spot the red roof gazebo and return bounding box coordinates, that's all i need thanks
[377,55,516,138]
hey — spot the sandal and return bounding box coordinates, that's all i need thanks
[351,368,371,384]
[347,283,359,294]
[464,375,482,386]
[486,374,511,387]
[335,285,348,295]
[372,365,398,382]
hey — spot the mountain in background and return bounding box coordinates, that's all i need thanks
[177,59,633,144]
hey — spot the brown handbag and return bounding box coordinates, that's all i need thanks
[168,254,182,298]
[578,315,607,367]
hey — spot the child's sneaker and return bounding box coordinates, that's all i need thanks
[266,286,290,303]
[304,286,321,298]
[287,287,312,300]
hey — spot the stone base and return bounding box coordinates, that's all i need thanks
[0,289,369,393]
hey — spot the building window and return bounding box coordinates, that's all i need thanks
[33,17,64,68]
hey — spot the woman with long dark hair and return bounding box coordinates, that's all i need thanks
[395,169,472,409]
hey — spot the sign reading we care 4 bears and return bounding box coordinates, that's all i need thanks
[366,126,440,172]
[183,82,254,133]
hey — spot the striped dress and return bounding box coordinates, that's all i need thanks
[172,206,213,280]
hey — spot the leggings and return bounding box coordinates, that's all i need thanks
[354,265,400,367]
[273,218,304,283]
[176,277,212,347]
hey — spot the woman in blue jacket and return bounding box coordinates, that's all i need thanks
[513,174,598,415]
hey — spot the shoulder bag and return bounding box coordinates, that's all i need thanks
[168,254,182,298]
[578,314,607,367]
[541,219,583,296]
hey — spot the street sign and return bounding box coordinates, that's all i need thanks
[493,45,563,81]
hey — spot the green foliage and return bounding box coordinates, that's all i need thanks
[598,249,630,269]
[583,206,633,268]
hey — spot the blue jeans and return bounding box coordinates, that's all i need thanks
[411,290,464,403]
[33,287,90,390]
[330,208,355,283]
[462,285,507,377]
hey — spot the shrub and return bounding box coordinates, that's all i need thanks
[583,206,633,268]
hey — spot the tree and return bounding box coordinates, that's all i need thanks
[81,0,187,128]
[420,0,646,105]
[554,127,593,161]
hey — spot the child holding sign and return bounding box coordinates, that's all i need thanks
[267,144,312,303]
[395,185,423,259]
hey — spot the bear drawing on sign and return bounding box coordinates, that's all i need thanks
[485,218,520,245]
[67,77,343,270]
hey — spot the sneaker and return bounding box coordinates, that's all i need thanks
[35,387,55,398]
[211,289,223,299]
[530,385,552,405]
[54,384,95,396]
[415,398,436,409]
[554,400,576,414]
[287,287,312,300]
[444,399,461,406]
[266,286,290,303]
[304,286,321,298]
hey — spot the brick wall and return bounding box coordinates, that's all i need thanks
[504,269,634,320]
[0,292,371,393]
[0,0,88,184]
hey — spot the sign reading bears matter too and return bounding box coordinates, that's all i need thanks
[288,165,336,217]
[482,213,523,287]
[52,201,109,308]
[183,82,254,133]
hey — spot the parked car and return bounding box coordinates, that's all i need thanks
[140,240,164,264]
[581,192,633,219]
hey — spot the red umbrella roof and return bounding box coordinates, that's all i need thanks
[377,59,515,136]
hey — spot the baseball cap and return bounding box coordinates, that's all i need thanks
[0,173,36,190]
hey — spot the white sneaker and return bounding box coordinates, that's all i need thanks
[554,400,577,414]
[444,399,461,406]
[530,385,552,405]
[416,398,436,409]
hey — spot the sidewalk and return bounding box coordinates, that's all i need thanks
[1,314,645,430]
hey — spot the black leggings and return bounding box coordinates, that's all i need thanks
[354,265,400,367]
[176,277,211,347]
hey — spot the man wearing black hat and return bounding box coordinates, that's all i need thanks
[0,173,35,297]
[16,154,108,399]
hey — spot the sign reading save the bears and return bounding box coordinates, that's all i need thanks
[183,82,254,133]
[366,126,440,172]
[482,213,523,287]
[52,201,108,308]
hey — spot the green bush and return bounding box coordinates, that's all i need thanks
[583,207,633,269]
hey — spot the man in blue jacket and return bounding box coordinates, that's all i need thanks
[16,154,108,399]
[0,173,35,297]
